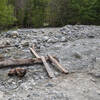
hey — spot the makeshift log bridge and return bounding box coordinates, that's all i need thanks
[0,44,68,78]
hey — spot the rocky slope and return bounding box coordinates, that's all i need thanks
[0,25,100,100]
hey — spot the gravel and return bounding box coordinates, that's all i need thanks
[0,25,100,100]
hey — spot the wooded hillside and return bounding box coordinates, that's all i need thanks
[0,0,100,29]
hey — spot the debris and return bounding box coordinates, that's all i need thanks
[41,56,55,78]
[29,44,40,58]
[8,68,16,76]
[0,43,68,79]
[30,44,55,78]
[0,57,53,68]
[0,45,14,49]
[16,68,27,77]
[8,68,27,77]
[48,55,68,74]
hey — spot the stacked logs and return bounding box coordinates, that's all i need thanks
[0,44,68,78]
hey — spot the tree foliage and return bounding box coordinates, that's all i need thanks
[0,0,100,28]
[0,0,16,29]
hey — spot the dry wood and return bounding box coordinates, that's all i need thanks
[29,44,40,58]
[41,56,54,78]
[48,55,68,74]
[0,57,51,68]
[30,44,55,78]
[0,45,14,49]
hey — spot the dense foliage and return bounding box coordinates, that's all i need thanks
[0,0,100,28]
[0,0,16,29]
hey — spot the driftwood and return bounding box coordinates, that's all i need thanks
[29,44,40,58]
[0,45,14,49]
[30,44,55,78]
[41,56,55,78]
[0,57,51,68]
[48,55,68,74]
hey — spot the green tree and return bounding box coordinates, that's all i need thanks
[0,0,16,29]
[24,0,47,27]
[69,0,98,24]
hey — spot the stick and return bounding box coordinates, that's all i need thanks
[0,45,14,49]
[48,55,68,74]
[29,44,40,58]
[0,57,51,68]
[41,56,55,78]
[30,44,55,78]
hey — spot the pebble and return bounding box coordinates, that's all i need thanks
[21,40,29,47]
[0,91,4,99]
[60,37,67,42]
[42,36,49,42]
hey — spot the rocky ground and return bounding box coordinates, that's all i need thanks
[0,25,100,100]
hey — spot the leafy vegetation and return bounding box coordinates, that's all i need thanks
[0,0,100,29]
[0,0,16,29]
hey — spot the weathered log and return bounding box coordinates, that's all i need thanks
[0,57,50,68]
[41,56,55,78]
[0,45,14,49]
[29,44,40,58]
[48,55,68,74]
[30,44,55,78]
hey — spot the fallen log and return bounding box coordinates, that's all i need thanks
[48,55,68,74]
[41,56,55,78]
[0,57,51,68]
[29,44,40,58]
[0,45,14,49]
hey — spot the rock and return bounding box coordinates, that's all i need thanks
[0,54,5,61]
[15,43,19,47]
[6,31,19,38]
[42,36,49,42]
[32,39,38,44]
[21,40,29,47]
[87,35,95,38]
[12,31,19,38]
[72,52,82,59]
[0,91,4,99]
[40,45,45,50]
[60,37,67,42]
[96,90,100,95]
[47,37,58,43]
[90,58,100,78]
[55,34,62,39]
[45,83,54,87]
[5,40,11,45]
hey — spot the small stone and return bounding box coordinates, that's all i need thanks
[21,41,29,47]
[45,83,54,87]
[73,52,82,59]
[0,54,5,61]
[96,90,100,95]
[27,94,31,97]
[40,45,45,50]
[12,31,19,38]
[47,38,58,43]
[42,36,49,42]
[32,39,38,44]
[0,91,4,99]
[5,40,11,45]
[60,37,67,42]
[88,35,95,38]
